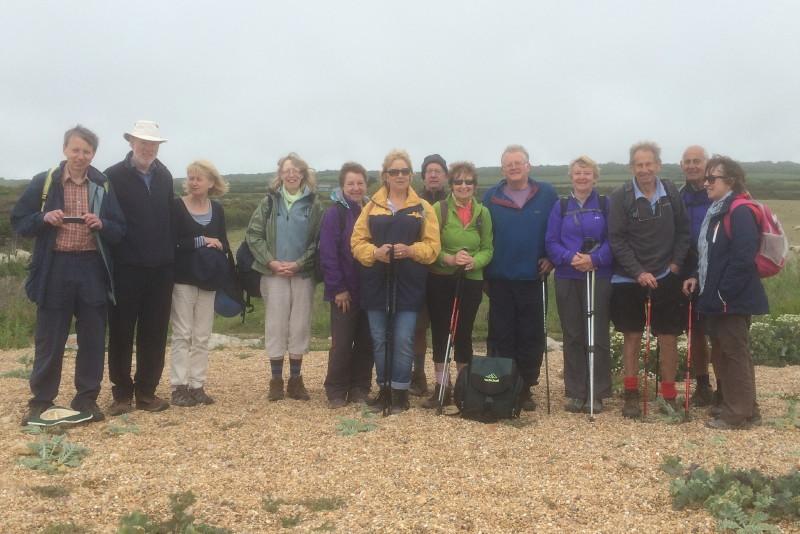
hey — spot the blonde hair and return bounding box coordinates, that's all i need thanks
[380,149,413,189]
[185,159,228,196]
[270,152,317,192]
[569,155,600,180]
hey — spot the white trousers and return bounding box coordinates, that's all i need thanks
[261,275,314,359]
[170,283,215,389]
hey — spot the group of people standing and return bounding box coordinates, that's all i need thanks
[12,123,769,431]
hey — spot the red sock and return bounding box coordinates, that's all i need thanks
[661,381,677,400]
[624,376,638,391]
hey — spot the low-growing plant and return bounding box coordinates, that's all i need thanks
[117,491,231,533]
[41,522,89,534]
[335,417,377,436]
[106,414,140,436]
[654,397,691,424]
[667,460,800,532]
[749,314,800,366]
[19,435,89,474]
[766,399,800,430]
[280,513,303,528]
[32,484,71,498]
[298,496,345,512]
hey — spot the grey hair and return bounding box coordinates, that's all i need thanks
[501,144,530,164]
[629,141,661,165]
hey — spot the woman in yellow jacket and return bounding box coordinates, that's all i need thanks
[351,149,440,413]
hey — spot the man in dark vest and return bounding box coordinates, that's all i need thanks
[409,153,448,396]
[105,120,174,415]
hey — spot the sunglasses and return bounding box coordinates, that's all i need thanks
[452,178,475,186]
[704,175,726,184]
[386,168,411,177]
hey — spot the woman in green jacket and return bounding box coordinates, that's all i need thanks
[245,153,323,402]
[422,161,493,408]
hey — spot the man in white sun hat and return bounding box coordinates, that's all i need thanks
[105,120,174,415]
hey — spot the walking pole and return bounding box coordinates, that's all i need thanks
[438,266,465,415]
[642,289,653,419]
[685,298,693,419]
[587,269,596,422]
[543,275,551,415]
[383,247,396,416]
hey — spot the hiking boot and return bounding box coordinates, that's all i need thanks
[367,389,389,413]
[409,366,428,397]
[71,399,105,423]
[328,397,348,409]
[135,392,170,412]
[564,398,584,413]
[347,388,369,404]
[622,390,641,419]
[21,402,53,426]
[691,384,714,407]
[584,398,603,414]
[390,389,410,414]
[188,386,215,405]
[421,384,452,409]
[268,377,284,401]
[705,417,750,430]
[171,385,197,407]
[287,376,310,401]
[108,398,133,417]
[518,387,537,412]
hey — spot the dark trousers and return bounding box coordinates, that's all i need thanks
[487,279,545,386]
[707,314,758,424]
[108,263,173,400]
[323,303,373,400]
[30,252,107,408]
[427,273,483,364]
[555,276,612,400]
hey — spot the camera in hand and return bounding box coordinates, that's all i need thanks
[63,216,85,224]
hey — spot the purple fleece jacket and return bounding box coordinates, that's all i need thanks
[545,190,613,280]
[319,188,365,302]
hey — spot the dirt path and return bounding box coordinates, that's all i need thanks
[1,346,798,533]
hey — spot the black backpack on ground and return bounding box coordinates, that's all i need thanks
[453,356,524,422]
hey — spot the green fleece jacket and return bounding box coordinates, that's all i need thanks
[430,195,493,280]
[245,188,323,277]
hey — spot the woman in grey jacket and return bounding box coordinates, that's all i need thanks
[245,153,323,402]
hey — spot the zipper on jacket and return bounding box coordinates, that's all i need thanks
[712,221,720,243]
[717,290,727,313]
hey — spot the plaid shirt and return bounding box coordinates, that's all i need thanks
[54,170,95,252]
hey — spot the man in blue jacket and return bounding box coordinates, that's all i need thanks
[105,121,174,415]
[11,125,126,425]
[483,145,558,410]
[679,145,716,406]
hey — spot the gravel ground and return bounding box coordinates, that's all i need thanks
[0,344,798,533]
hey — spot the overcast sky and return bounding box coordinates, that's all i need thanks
[2,1,799,179]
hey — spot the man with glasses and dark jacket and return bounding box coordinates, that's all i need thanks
[608,141,690,418]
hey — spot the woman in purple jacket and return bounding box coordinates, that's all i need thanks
[545,156,613,414]
[320,162,373,408]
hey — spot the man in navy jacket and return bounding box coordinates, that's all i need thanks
[105,120,174,415]
[483,145,558,411]
[11,125,125,424]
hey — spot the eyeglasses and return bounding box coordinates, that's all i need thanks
[281,168,301,177]
[386,168,411,177]
[704,175,726,184]
[452,179,475,186]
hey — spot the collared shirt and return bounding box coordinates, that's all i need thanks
[611,177,670,284]
[54,169,96,252]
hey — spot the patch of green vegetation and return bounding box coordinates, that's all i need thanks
[106,414,140,436]
[41,522,89,534]
[280,514,303,529]
[654,397,691,425]
[667,459,800,532]
[118,491,230,533]
[19,435,89,474]
[766,399,800,430]
[336,417,377,436]
[298,497,345,512]
[1,354,33,379]
[32,484,71,498]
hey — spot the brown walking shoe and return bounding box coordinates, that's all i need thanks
[135,392,170,412]
[108,398,133,417]
[268,377,284,401]
[622,390,641,419]
[287,375,310,401]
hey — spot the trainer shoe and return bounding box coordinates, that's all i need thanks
[71,399,105,423]
[171,385,197,407]
[21,402,54,426]
[622,390,641,419]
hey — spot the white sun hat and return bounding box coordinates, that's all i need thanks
[124,120,168,143]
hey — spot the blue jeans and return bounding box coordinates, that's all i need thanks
[367,310,417,390]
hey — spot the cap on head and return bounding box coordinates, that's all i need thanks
[421,154,448,176]
[124,120,168,143]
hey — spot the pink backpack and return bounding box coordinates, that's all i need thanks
[722,193,789,278]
